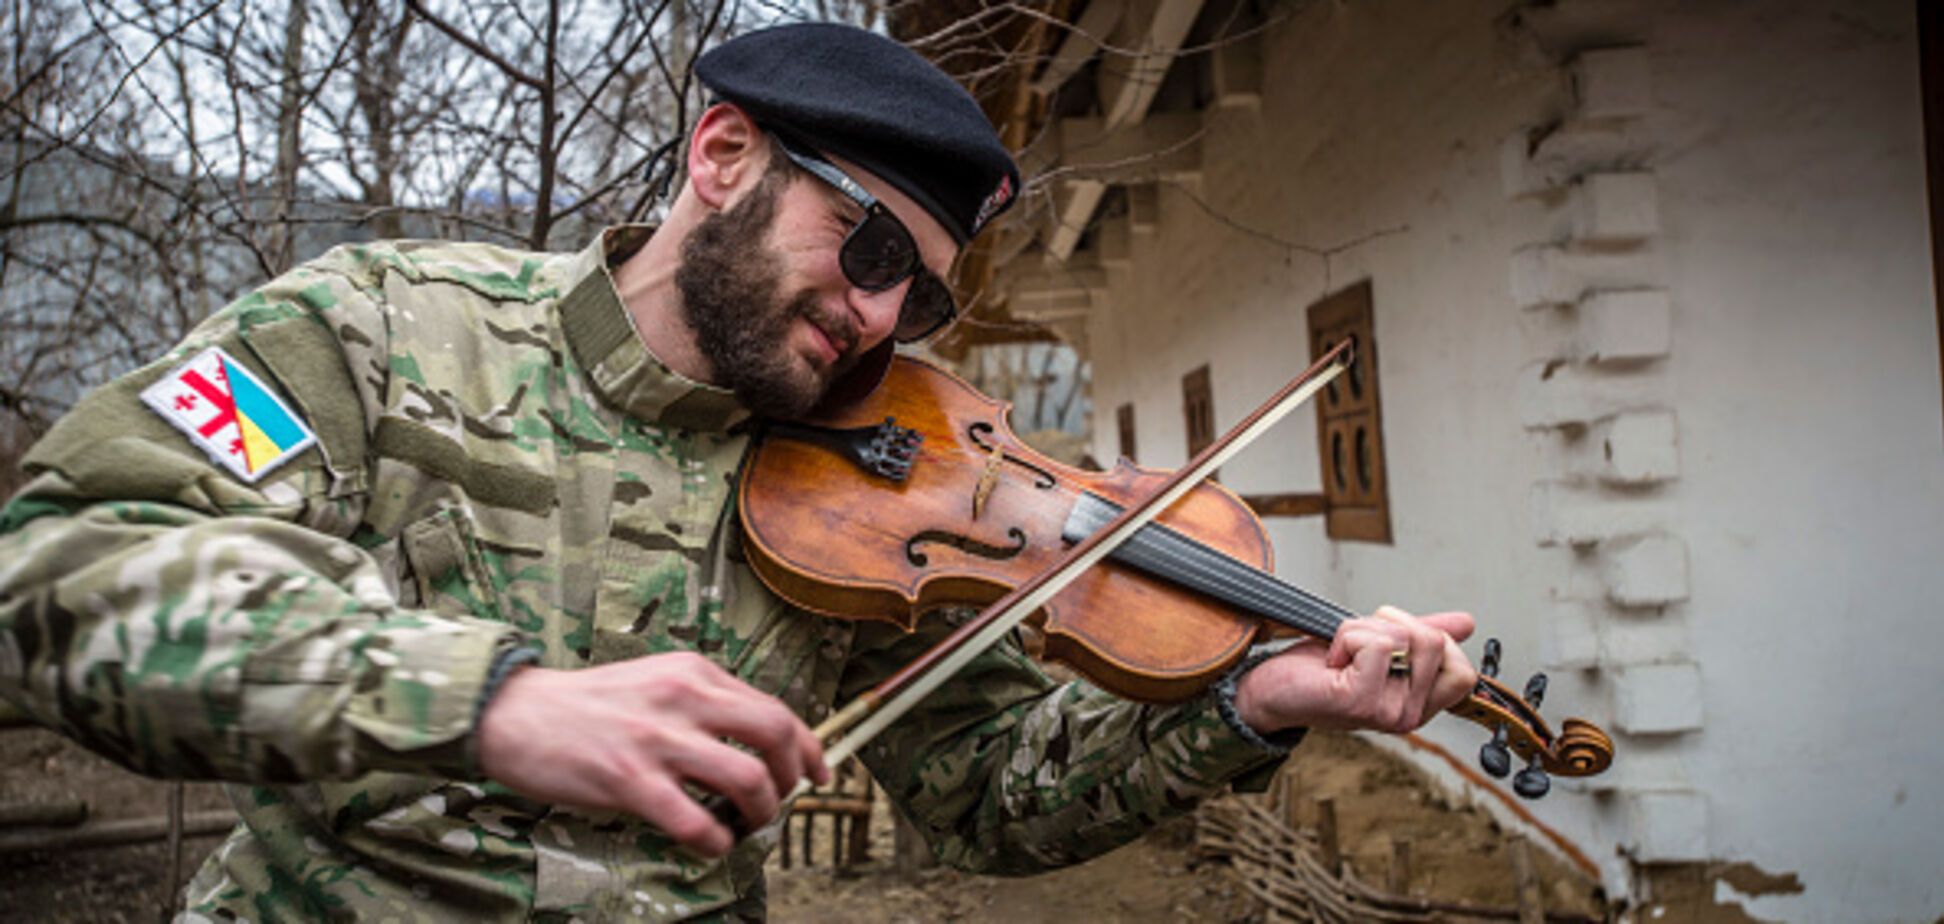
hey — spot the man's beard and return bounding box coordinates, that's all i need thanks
[675,173,858,418]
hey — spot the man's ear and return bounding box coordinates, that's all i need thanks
[686,103,767,211]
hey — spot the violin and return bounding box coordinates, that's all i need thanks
[737,352,1612,796]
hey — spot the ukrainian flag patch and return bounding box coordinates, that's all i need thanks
[140,346,317,483]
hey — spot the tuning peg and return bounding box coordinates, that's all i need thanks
[1480,639,1501,679]
[1523,672,1547,711]
[1513,753,1551,799]
[1479,725,1511,778]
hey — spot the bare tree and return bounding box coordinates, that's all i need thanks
[4,0,1231,482]
[0,0,880,459]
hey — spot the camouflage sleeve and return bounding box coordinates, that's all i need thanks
[842,612,1290,876]
[0,246,527,784]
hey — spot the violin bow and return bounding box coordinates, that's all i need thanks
[720,336,1608,835]
[806,341,1355,773]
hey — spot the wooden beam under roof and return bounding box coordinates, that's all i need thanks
[1044,0,1208,260]
[1036,111,1205,186]
[1033,0,1128,97]
[891,2,1072,357]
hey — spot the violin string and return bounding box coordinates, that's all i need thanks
[845,444,1582,771]
[1065,492,1353,638]
[1110,503,1352,633]
[942,452,1355,640]
[1069,494,1352,640]
[1123,524,1351,638]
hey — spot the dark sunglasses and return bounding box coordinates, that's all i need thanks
[774,138,958,342]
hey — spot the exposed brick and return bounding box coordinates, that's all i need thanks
[1572,173,1659,243]
[1625,789,1710,862]
[1516,1,1651,60]
[1596,410,1679,483]
[1614,661,1704,733]
[1210,30,1262,109]
[1126,183,1160,234]
[1509,245,1662,310]
[1574,47,1653,119]
[1579,289,1672,364]
[1527,481,1670,546]
[1603,532,1690,606]
[1516,361,1666,429]
[1540,600,1602,670]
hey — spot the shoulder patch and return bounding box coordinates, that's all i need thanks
[139,346,317,484]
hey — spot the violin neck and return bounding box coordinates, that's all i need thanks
[1063,493,1352,641]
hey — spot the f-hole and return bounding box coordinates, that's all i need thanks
[906,527,1030,567]
[966,422,1057,489]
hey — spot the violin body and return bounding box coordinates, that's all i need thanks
[740,354,1613,785]
[739,355,1272,703]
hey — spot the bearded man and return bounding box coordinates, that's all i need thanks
[0,22,1476,922]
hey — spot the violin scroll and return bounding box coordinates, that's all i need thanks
[1449,637,1614,799]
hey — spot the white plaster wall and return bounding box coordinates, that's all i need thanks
[1087,0,1609,876]
[1078,0,1943,919]
[1648,1,1944,920]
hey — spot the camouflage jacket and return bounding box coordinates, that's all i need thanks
[0,228,1286,922]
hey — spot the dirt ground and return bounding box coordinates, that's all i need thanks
[766,730,1606,924]
[766,814,1255,924]
[2,716,1614,923]
[0,723,233,922]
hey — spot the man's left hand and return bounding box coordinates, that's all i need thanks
[1232,606,1478,736]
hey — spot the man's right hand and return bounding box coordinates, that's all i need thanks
[475,652,829,857]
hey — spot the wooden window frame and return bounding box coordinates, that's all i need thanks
[1182,364,1217,480]
[1308,280,1394,543]
[1116,403,1137,463]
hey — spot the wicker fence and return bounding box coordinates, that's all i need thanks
[1194,775,1607,924]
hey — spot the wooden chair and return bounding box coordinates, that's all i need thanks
[778,756,874,870]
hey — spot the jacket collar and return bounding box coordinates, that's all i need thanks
[558,226,750,433]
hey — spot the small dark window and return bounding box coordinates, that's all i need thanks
[1182,364,1217,481]
[1308,281,1392,543]
[1117,403,1137,462]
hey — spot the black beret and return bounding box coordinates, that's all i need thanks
[696,22,1020,244]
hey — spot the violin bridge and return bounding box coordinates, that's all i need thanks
[972,440,1004,519]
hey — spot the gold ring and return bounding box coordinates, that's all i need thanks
[1387,649,1412,679]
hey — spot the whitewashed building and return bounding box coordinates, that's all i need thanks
[966,0,1944,920]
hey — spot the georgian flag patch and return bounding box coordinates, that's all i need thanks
[139,346,316,483]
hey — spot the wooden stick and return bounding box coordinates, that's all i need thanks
[1280,770,1302,831]
[0,800,87,829]
[1511,834,1544,924]
[846,778,872,866]
[800,810,814,867]
[788,796,871,815]
[1315,797,1341,879]
[1388,838,1411,895]
[828,811,843,869]
[0,700,32,731]
[166,782,186,916]
[0,811,236,855]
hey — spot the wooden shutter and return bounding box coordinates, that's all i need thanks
[1116,403,1137,462]
[1308,281,1393,543]
[1182,364,1217,481]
